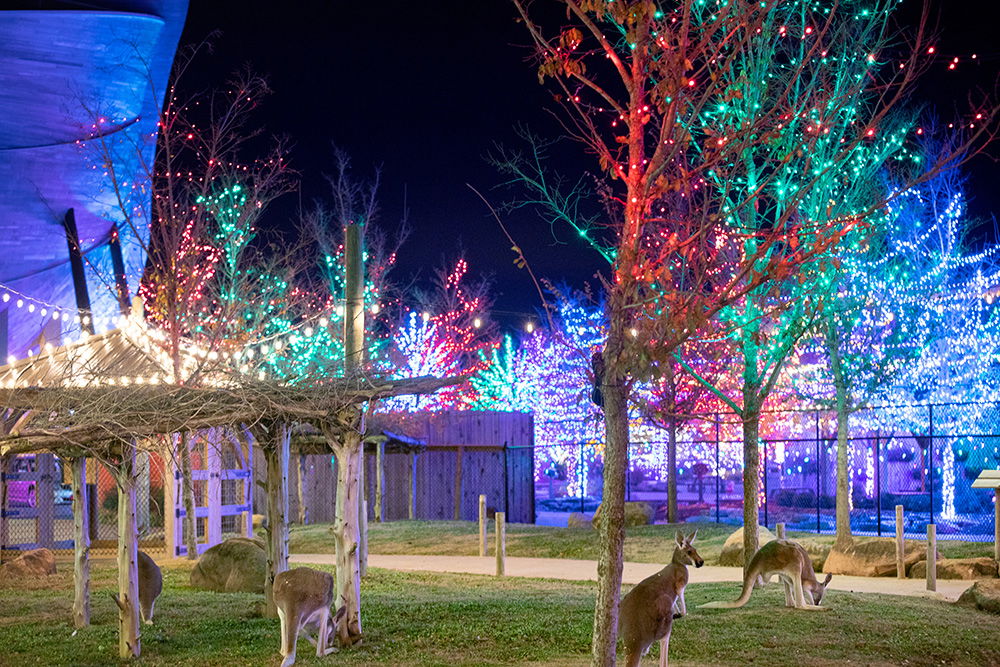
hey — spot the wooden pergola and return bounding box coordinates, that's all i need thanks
[0,312,459,659]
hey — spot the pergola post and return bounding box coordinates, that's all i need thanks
[70,456,90,628]
[113,441,141,659]
[256,421,290,619]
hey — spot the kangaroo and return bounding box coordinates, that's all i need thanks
[137,550,162,625]
[699,539,832,611]
[619,530,704,667]
[273,567,345,667]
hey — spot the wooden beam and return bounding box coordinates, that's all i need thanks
[115,442,141,658]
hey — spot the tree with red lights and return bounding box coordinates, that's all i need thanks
[507,1,990,662]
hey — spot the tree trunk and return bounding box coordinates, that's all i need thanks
[742,407,761,579]
[591,358,629,667]
[328,419,363,644]
[115,446,141,659]
[666,416,678,524]
[262,423,290,619]
[827,319,854,547]
[179,432,198,559]
[71,457,90,628]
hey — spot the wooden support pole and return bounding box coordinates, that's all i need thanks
[926,524,937,592]
[163,440,177,557]
[71,457,90,628]
[776,522,786,540]
[375,442,385,523]
[179,432,198,559]
[453,446,464,521]
[479,495,487,557]
[262,423,290,619]
[116,444,141,658]
[895,505,905,579]
[495,511,506,576]
[408,452,417,520]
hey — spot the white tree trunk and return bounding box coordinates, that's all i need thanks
[328,422,363,645]
[262,423,290,618]
[115,446,141,659]
[179,432,198,559]
[71,457,90,628]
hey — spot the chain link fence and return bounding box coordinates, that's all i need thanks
[534,401,1000,541]
[1,453,164,559]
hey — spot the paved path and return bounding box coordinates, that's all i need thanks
[291,553,974,602]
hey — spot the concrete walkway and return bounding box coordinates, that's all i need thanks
[290,553,975,602]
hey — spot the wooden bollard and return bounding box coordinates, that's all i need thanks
[776,522,786,540]
[927,524,937,592]
[479,495,487,557]
[895,505,905,579]
[495,512,506,576]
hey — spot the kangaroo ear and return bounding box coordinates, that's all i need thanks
[822,573,833,585]
[675,530,684,546]
[687,529,698,544]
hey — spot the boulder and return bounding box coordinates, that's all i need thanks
[956,579,1000,614]
[566,512,591,529]
[910,557,998,580]
[822,538,927,577]
[189,537,266,593]
[718,526,777,567]
[0,548,56,580]
[591,502,654,528]
[795,539,833,572]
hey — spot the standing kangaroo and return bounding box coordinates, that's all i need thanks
[619,530,704,667]
[137,550,162,625]
[699,539,832,611]
[273,567,346,667]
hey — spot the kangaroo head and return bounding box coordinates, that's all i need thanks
[674,529,704,568]
[811,573,833,605]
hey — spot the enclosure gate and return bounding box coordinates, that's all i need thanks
[0,453,70,552]
[165,429,253,557]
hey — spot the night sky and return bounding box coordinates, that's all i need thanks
[180,0,999,326]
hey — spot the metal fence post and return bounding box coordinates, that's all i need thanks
[578,444,585,514]
[875,432,882,537]
[929,404,935,525]
[815,411,821,534]
[762,439,769,528]
[715,414,721,524]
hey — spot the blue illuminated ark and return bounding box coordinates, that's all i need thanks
[0,1,188,360]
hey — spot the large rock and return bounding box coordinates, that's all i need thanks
[190,537,266,593]
[718,526,777,567]
[957,579,1000,614]
[795,538,833,572]
[822,538,927,577]
[0,548,56,580]
[566,512,591,528]
[911,557,998,580]
[591,502,654,528]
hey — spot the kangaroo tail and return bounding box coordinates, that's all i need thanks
[699,562,759,609]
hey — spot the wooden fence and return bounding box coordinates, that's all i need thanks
[254,411,536,525]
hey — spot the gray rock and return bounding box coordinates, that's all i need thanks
[591,502,654,528]
[910,557,998,580]
[0,548,56,580]
[823,538,927,577]
[189,537,266,593]
[566,512,592,528]
[956,579,1000,614]
[718,526,777,567]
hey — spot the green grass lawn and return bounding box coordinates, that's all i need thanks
[1,559,998,665]
[289,520,994,564]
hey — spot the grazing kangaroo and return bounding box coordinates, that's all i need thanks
[619,530,704,667]
[699,539,832,611]
[273,567,346,667]
[137,550,162,625]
